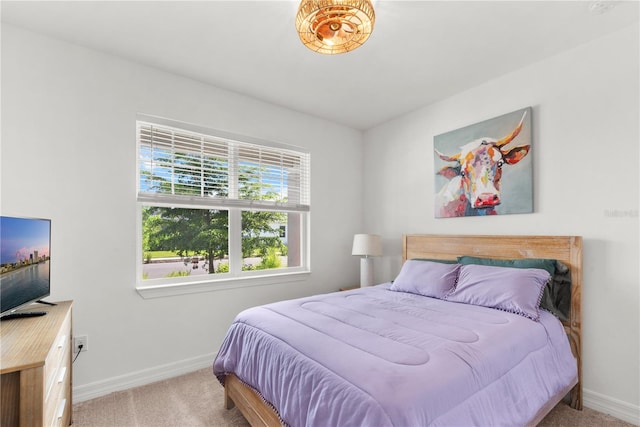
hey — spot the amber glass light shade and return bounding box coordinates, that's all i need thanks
[296,0,375,54]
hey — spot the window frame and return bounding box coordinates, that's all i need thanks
[135,115,310,299]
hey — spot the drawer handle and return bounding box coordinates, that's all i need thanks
[57,367,67,384]
[58,334,67,349]
[57,399,66,419]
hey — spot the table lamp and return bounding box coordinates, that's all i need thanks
[352,234,382,287]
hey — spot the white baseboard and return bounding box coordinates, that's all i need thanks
[584,388,640,426]
[73,352,216,403]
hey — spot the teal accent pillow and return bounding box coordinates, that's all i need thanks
[411,258,458,264]
[457,256,571,321]
[457,256,556,275]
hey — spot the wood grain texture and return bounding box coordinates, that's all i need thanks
[222,234,583,425]
[1,372,21,426]
[225,374,281,427]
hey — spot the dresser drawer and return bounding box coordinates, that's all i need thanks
[44,345,70,426]
[48,396,68,427]
[44,307,71,427]
[45,310,71,401]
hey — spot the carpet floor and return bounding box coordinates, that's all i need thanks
[72,368,634,426]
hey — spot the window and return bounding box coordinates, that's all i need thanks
[136,115,310,296]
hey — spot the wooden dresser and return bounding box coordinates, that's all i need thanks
[1,300,73,427]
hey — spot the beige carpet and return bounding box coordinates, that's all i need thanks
[73,368,635,426]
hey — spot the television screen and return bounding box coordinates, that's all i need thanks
[0,216,51,316]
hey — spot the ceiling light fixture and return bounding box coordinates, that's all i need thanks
[295,0,375,54]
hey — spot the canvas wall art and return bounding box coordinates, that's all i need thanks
[434,107,533,218]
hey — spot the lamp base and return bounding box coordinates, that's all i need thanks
[360,257,374,287]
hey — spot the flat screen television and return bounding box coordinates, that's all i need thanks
[0,216,51,318]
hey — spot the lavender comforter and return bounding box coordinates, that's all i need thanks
[213,284,577,426]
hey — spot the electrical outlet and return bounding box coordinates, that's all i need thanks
[74,335,88,353]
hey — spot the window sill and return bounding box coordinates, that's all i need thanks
[136,270,311,299]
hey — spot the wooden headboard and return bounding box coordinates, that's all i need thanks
[403,234,583,409]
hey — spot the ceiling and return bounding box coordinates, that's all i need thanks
[2,1,638,130]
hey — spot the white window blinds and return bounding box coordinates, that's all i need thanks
[137,121,310,212]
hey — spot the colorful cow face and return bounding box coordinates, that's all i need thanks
[435,112,530,216]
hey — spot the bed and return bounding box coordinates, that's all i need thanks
[213,234,583,426]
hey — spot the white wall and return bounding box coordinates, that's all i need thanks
[364,24,639,422]
[1,24,363,397]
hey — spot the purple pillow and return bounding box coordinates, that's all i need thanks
[390,260,460,299]
[445,264,550,321]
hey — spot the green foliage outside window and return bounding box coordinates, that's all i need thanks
[142,156,286,276]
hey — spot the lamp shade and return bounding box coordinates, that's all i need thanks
[352,234,382,257]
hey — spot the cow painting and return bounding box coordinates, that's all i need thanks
[434,108,533,218]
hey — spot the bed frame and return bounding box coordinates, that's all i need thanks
[223,234,583,426]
